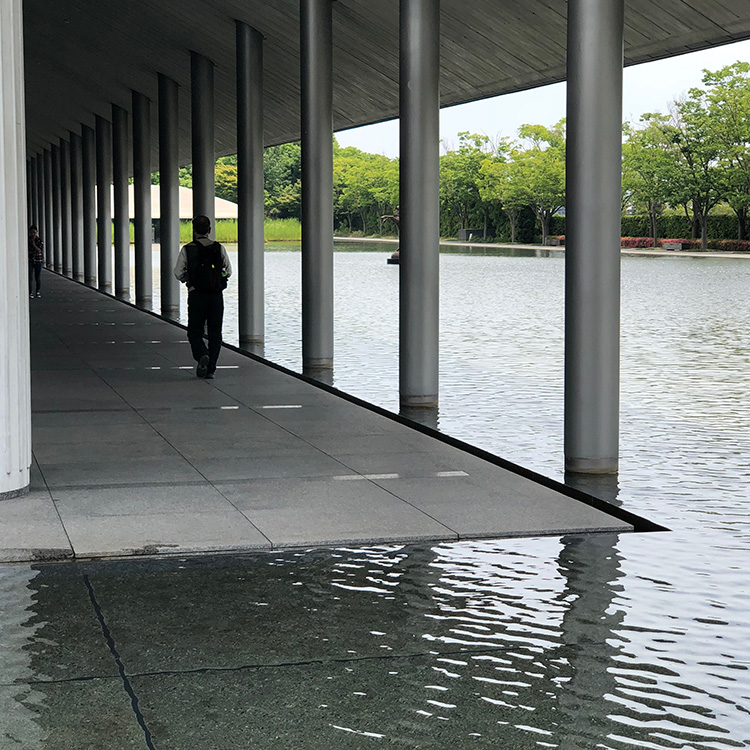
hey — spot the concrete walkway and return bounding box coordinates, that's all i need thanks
[0,272,635,563]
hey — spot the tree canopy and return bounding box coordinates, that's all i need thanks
[146,59,750,248]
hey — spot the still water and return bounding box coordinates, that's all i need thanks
[2,242,749,748]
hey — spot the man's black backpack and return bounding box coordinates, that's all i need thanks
[186,241,227,293]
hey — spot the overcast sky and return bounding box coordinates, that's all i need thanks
[335,39,750,157]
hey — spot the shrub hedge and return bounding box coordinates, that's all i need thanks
[550,213,743,241]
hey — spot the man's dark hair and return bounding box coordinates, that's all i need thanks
[193,215,211,235]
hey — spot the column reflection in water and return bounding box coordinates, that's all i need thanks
[399,404,439,431]
[0,566,46,746]
[240,341,265,358]
[564,471,621,507]
[0,563,143,746]
[303,366,334,386]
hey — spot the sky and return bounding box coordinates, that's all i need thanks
[334,39,750,157]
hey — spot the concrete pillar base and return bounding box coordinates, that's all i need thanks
[303,366,334,386]
[303,359,333,371]
[400,395,439,409]
[400,405,438,430]
[564,457,619,475]
[0,485,29,501]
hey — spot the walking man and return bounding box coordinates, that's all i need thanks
[174,215,232,379]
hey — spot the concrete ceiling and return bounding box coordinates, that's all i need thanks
[23,0,750,164]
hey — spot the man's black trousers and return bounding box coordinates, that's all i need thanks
[187,289,224,371]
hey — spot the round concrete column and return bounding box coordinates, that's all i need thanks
[564,0,624,474]
[399,0,440,408]
[70,131,84,281]
[0,0,31,498]
[43,148,53,269]
[237,21,265,347]
[96,115,113,293]
[300,0,334,371]
[28,159,35,228]
[112,104,130,300]
[190,52,215,228]
[82,125,97,286]
[158,73,180,318]
[51,143,62,273]
[36,156,46,260]
[59,138,73,277]
[133,90,152,309]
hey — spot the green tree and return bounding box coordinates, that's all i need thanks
[513,120,566,244]
[264,142,301,218]
[333,142,398,234]
[622,116,674,246]
[439,132,495,232]
[478,142,524,242]
[368,156,399,234]
[179,165,193,190]
[663,93,728,250]
[700,62,750,239]
[214,163,238,203]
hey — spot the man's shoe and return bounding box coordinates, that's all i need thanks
[196,355,209,378]
[205,370,215,379]
[30,293,34,298]
[36,292,41,297]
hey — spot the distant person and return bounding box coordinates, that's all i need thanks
[28,225,44,298]
[174,215,232,379]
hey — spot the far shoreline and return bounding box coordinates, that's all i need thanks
[332,235,750,259]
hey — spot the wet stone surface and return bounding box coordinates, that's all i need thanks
[1,538,748,749]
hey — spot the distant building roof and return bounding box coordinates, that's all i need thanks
[104,185,239,220]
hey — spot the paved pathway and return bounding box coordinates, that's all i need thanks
[336,235,750,259]
[0,272,635,562]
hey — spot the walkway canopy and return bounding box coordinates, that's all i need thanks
[5,0,750,500]
[24,0,750,160]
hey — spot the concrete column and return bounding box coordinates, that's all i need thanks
[399,0,440,407]
[82,125,97,286]
[30,158,39,227]
[26,158,39,229]
[36,155,46,257]
[158,73,180,318]
[300,0,334,370]
[132,90,153,308]
[237,21,265,346]
[70,131,84,282]
[564,0,624,475]
[59,138,72,277]
[0,0,31,498]
[190,52,215,227]
[26,160,32,227]
[112,104,130,300]
[43,149,53,268]
[30,157,37,227]
[95,115,112,293]
[51,143,62,273]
